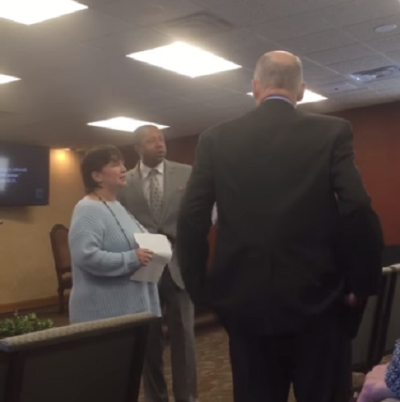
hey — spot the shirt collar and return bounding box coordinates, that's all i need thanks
[140,160,164,178]
[262,96,294,106]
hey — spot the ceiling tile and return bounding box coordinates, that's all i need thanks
[306,44,377,66]
[25,8,133,43]
[0,19,65,49]
[205,93,253,109]
[313,81,360,96]
[335,90,380,102]
[300,0,356,6]
[328,55,394,75]
[302,59,339,82]
[249,11,335,42]
[0,43,110,81]
[98,0,202,25]
[1,0,399,146]
[321,0,400,27]
[366,77,400,91]
[80,0,118,6]
[278,29,357,55]
[160,103,224,126]
[192,29,269,54]
[83,27,172,56]
[344,15,400,41]
[179,85,237,102]
[368,34,400,53]
[308,72,349,87]
[209,1,278,27]
[198,68,253,93]
[189,0,240,7]
[326,87,371,99]
[229,41,280,69]
[386,50,400,64]
[209,0,352,27]
[212,103,253,120]
[153,75,237,100]
[376,88,400,98]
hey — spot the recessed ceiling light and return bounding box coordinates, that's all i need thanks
[88,117,169,133]
[247,89,327,104]
[0,0,88,25]
[375,24,397,33]
[127,41,242,78]
[0,74,20,84]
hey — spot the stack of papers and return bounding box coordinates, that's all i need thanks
[130,233,172,283]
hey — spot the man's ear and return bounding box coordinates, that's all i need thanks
[297,82,306,102]
[251,79,261,104]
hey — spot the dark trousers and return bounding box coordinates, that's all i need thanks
[227,313,352,402]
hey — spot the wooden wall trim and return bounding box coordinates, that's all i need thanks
[0,296,63,314]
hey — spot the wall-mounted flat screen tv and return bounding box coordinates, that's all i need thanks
[0,143,50,207]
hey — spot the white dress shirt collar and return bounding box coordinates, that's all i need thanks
[140,160,164,178]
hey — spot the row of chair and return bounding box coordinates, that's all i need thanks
[0,313,156,402]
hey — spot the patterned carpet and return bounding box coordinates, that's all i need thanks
[139,326,233,402]
[138,325,375,402]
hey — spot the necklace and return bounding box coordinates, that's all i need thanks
[94,193,145,250]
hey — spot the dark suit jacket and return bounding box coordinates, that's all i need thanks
[176,99,383,336]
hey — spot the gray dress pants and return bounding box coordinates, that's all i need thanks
[143,269,198,402]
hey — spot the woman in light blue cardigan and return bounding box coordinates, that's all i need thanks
[69,145,161,323]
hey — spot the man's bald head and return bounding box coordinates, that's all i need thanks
[252,51,305,105]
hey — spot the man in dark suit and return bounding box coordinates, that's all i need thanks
[176,51,383,402]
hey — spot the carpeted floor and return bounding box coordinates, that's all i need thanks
[138,326,234,402]
[140,326,371,402]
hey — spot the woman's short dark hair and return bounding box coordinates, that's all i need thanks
[80,145,123,193]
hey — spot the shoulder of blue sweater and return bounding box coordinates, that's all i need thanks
[73,198,106,218]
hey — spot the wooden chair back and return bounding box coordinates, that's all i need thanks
[49,224,72,313]
[50,224,71,275]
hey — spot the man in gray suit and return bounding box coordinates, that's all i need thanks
[118,125,198,402]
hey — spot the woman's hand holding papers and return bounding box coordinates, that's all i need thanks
[136,248,154,266]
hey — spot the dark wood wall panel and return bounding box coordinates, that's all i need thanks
[335,102,400,245]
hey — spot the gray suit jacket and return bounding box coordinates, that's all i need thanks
[118,160,192,289]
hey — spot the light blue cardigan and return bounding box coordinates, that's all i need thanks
[68,198,161,323]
